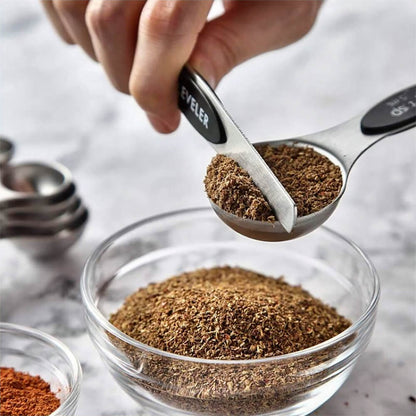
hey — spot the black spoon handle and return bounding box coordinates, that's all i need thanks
[361,85,416,135]
[178,66,227,145]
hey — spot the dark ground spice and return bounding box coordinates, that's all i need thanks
[0,367,60,416]
[204,144,343,221]
[109,266,352,415]
[110,266,350,360]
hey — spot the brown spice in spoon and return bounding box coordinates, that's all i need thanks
[204,144,343,220]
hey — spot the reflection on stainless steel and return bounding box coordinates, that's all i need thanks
[0,162,73,209]
[1,205,88,237]
[1,194,79,221]
[3,198,83,229]
[10,210,88,258]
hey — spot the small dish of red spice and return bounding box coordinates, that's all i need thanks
[0,367,60,416]
[0,323,82,416]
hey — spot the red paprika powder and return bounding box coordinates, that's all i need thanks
[0,367,60,416]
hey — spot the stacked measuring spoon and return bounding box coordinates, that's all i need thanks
[0,137,88,257]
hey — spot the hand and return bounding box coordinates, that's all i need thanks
[41,0,322,133]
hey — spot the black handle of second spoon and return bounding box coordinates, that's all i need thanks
[361,85,416,135]
[178,66,227,144]
[179,68,416,139]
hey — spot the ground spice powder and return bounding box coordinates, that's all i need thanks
[204,144,343,220]
[110,266,350,360]
[109,267,352,415]
[0,367,60,416]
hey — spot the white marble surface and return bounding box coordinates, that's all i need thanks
[1,0,415,415]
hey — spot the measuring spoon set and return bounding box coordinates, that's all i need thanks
[0,137,88,257]
[179,67,416,241]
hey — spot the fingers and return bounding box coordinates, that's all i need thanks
[190,0,322,87]
[86,0,145,93]
[52,0,97,60]
[40,0,74,44]
[41,0,321,135]
[129,0,213,133]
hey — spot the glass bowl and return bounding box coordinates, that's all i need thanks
[0,322,82,416]
[81,208,379,416]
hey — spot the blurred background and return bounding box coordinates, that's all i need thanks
[1,0,415,415]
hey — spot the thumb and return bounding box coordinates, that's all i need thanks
[189,0,321,88]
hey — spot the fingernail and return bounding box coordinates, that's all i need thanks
[189,57,218,89]
[147,113,180,134]
[196,68,217,89]
[204,73,217,89]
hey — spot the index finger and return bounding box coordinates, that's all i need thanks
[129,0,213,133]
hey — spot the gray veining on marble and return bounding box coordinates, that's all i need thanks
[1,0,415,415]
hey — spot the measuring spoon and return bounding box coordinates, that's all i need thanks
[0,162,73,209]
[7,209,88,258]
[1,192,79,222]
[2,197,82,228]
[209,85,416,241]
[0,203,88,238]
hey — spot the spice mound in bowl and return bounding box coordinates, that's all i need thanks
[109,266,352,415]
[0,367,60,416]
[110,266,350,360]
[204,144,343,221]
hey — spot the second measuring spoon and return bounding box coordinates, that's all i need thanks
[211,85,416,241]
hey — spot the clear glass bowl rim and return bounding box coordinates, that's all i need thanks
[0,322,82,415]
[81,207,380,365]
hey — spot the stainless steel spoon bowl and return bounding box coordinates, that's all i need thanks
[3,198,82,228]
[211,85,416,241]
[8,209,88,258]
[0,162,74,209]
[1,185,78,217]
[1,195,80,222]
[0,204,88,238]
